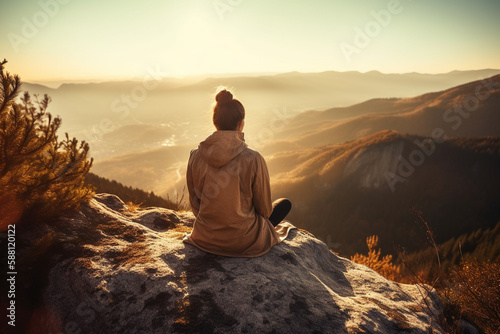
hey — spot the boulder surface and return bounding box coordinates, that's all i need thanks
[24,194,444,333]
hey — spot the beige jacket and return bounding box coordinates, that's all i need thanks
[184,131,294,257]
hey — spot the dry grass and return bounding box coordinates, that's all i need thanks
[441,259,500,334]
[351,235,400,281]
[126,201,143,213]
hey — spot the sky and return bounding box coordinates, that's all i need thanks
[1,0,499,81]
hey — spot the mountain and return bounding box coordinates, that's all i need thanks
[261,74,500,153]
[5,194,445,334]
[269,131,500,256]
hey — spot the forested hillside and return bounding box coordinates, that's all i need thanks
[85,173,179,210]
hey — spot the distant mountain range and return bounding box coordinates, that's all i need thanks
[22,69,500,160]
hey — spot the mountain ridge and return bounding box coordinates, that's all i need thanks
[24,69,500,90]
[262,74,500,153]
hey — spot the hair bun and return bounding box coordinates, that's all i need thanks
[215,89,233,104]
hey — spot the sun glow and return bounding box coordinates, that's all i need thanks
[1,0,499,81]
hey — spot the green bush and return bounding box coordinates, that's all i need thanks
[0,59,94,226]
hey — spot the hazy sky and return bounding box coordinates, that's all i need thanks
[1,0,499,81]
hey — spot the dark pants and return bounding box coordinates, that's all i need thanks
[269,198,292,227]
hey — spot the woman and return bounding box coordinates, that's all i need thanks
[184,89,294,257]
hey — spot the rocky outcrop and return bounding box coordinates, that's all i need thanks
[24,194,444,333]
[343,137,404,189]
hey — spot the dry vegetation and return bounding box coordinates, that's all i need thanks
[442,260,500,333]
[350,235,400,281]
[351,220,500,333]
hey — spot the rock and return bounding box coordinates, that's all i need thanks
[343,137,404,189]
[25,194,444,333]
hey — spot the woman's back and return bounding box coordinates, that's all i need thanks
[184,89,293,257]
[186,131,284,257]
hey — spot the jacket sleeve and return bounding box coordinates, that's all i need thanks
[186,149,200,216]
[252,152,273,219]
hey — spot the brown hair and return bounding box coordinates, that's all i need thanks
[213,89,245,131]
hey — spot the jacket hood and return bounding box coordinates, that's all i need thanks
[198,131,248,168]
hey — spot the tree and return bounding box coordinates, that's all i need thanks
[0,59,94,227]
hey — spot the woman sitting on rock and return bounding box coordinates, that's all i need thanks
[184,89,294,257]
